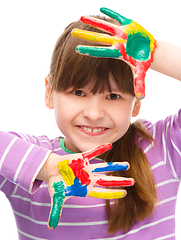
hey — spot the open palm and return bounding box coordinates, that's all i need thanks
[72,7,157,99]
[41,143,134,229]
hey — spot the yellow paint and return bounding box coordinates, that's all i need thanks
[72,29,126,46]
[58,160,75,186]
[72,20,155,53]
[89,191,126,199]
[136,92,142,99]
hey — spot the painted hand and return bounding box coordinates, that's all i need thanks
[72,7,157,99]
[46,143,134,229]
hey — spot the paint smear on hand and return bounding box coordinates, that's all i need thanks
[89,190,126,199]
[72,8,157,100]
[68,158,91,185]
[48,181,65,229]
[64,177,88,197]
[92,162,129,173]
[58,160,75,186]
[82,143,112,160]
[96,178,134,187]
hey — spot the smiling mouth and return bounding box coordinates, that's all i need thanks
[77,125,108,135]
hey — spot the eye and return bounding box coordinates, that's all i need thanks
[72,90,85,97]
[107,93,121,100]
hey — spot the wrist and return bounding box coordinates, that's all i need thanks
[36,153,61,183]
[36,153,52,182]
[151,40,162,68]
[150,40,181,80]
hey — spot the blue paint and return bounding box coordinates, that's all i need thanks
[92,162,128,173]
[64,177,87,197]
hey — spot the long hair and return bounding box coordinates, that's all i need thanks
[49,16,157,233]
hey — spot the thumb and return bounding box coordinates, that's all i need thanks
[134,71,146,100]
[48,181,66,229]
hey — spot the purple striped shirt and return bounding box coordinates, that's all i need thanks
[0,110,181,239]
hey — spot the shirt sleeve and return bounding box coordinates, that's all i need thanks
[0,131,52,193]
[146,109,181,180]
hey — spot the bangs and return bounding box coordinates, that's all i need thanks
[50,17,134,95]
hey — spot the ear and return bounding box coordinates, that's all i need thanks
[45,76,54,109]
[132,99,141,117]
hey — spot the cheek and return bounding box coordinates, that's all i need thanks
[53,99,79,132]
[54,109,65,131]
[113,105,133,133]
[53,99,69,130]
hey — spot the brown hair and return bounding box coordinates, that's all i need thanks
[49,16,157,233]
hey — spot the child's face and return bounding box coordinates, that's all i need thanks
[45,75,141,153]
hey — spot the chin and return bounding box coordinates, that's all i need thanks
[76,141,109,153]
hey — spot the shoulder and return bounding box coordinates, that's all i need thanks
[2,131,60,152]
[139,110,181,179]
[141,109,181,141]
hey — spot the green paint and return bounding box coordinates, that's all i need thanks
[126,33,151,61]
[76,46,122,59]
[100,7,132,26]
[48,181,65,229]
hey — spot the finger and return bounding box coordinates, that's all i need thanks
[48,181,65,229]
[95,175,135,187]
[100,7,132,26]
[80,16,120,36]
[92,161,129,173]
[72,28,126,46]
[82,143,112,161]
[75,45,122,59]
[89,187,127,199]
[134,71,146,100]
[72,28,114,45]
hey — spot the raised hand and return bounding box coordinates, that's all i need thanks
[72,7,157,99]
[41,143,134,229]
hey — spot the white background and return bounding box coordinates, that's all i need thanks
[0,0,181,239]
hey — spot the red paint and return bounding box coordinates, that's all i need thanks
[82,143,112,160]
[116,43,128,60]
[80,16,127,39]
[129,54,154,97]
[96,178,134,187]
[69,158,91,185]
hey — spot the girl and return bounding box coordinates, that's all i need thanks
[1,7,181,240]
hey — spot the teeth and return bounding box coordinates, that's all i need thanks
[81,127,105,133]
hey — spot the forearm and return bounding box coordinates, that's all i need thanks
[151,40,181,81]
[0,131,52,193]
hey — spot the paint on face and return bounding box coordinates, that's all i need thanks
[96,178,134,187]
[89,190,126,199]
[58,160,75,186]
[49,181,65,229]
[64,177,88,197]
[92,162,129,173]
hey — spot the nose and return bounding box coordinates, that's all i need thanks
[83,98,105,121]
